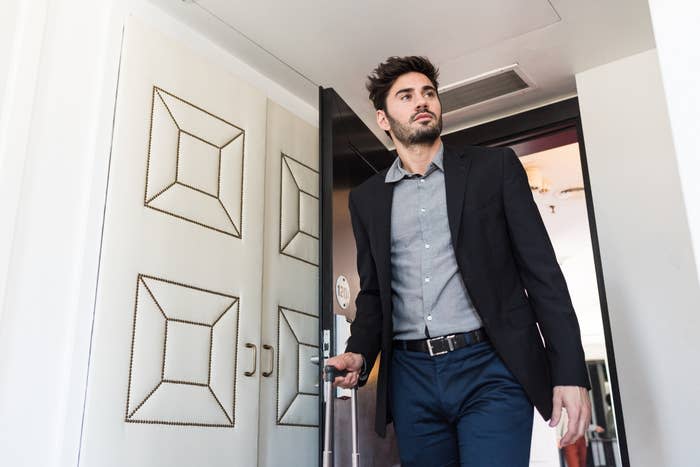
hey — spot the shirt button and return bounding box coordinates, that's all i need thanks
[420,208,426,213]
[425,244,430,249]
[420,179,425,184]
[427,315,433,321]
[424,277,430,283]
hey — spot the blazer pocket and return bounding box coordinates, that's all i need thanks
[507,303,536,328]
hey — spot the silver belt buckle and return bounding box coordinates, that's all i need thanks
[427,336,451,357]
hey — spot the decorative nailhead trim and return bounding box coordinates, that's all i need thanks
[276,305,319,428]
[144,85,245,239]
[125,273,239,427]
[279,153,320,267]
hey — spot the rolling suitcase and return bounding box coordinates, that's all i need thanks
[323,365,360,467]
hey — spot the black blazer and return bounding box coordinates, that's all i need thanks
[345,144,590,437]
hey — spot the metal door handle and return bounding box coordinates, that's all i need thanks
[262,344,274,377]
[244,343,257,376]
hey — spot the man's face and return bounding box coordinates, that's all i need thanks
[378,71,443,146]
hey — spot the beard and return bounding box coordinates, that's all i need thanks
[386,109,442,146]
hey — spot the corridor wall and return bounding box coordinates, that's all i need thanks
[576,48,700,467]
[0,2,318,466]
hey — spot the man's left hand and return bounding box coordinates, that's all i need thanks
[549,385,591,447]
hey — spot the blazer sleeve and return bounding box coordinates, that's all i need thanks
[344,190,383,387]
[501,147,590,389]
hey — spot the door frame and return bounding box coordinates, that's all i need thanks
[318,86,392,466]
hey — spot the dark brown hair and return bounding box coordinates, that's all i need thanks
[366,56,440,111]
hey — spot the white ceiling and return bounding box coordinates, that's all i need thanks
[151,0,656,145]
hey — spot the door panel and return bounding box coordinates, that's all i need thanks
[80,17,266,467]
[258,101,319,466]
[319,88,400,466]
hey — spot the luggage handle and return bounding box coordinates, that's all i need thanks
[324,365,349,382]
[323,364,359,467]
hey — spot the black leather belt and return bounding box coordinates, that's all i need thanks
[393,328,488,357]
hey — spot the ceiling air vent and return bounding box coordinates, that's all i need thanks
[439,65,534,114]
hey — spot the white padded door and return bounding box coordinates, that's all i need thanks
[80,18,266,467]
[258,101,320,466]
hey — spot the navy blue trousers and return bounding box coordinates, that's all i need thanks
[390,340,534,467]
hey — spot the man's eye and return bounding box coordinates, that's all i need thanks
[400,95,410,101]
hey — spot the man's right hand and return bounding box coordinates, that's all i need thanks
[325,352,364,388]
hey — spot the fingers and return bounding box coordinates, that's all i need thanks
[326,353,362,372]
[325,353,363,388]
[576,403,589,443]
[578,392,592,437]
[573,388,591,445]
[325,356,345,371]
[549,389,563,427]
[560,406,579,447]
[556,386,591,447]
[333,371,359,389]
[325,353,350,369]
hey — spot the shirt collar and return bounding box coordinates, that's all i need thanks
[384,143,445,184]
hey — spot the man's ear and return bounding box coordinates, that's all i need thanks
[376,109,391,132]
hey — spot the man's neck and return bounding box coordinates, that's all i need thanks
[395,138,443,175]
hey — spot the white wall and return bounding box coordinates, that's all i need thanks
[576,49,700,467]
[646,1,700,282]
[0,1,48,326]
[0,2,124,466]
[0,2,316,466]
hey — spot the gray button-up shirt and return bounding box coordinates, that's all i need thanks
[385,144,482,340]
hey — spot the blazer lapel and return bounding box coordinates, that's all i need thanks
[373,176,394,299]
[444,145,472,248]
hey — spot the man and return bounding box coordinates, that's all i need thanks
[327,56,591,466]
